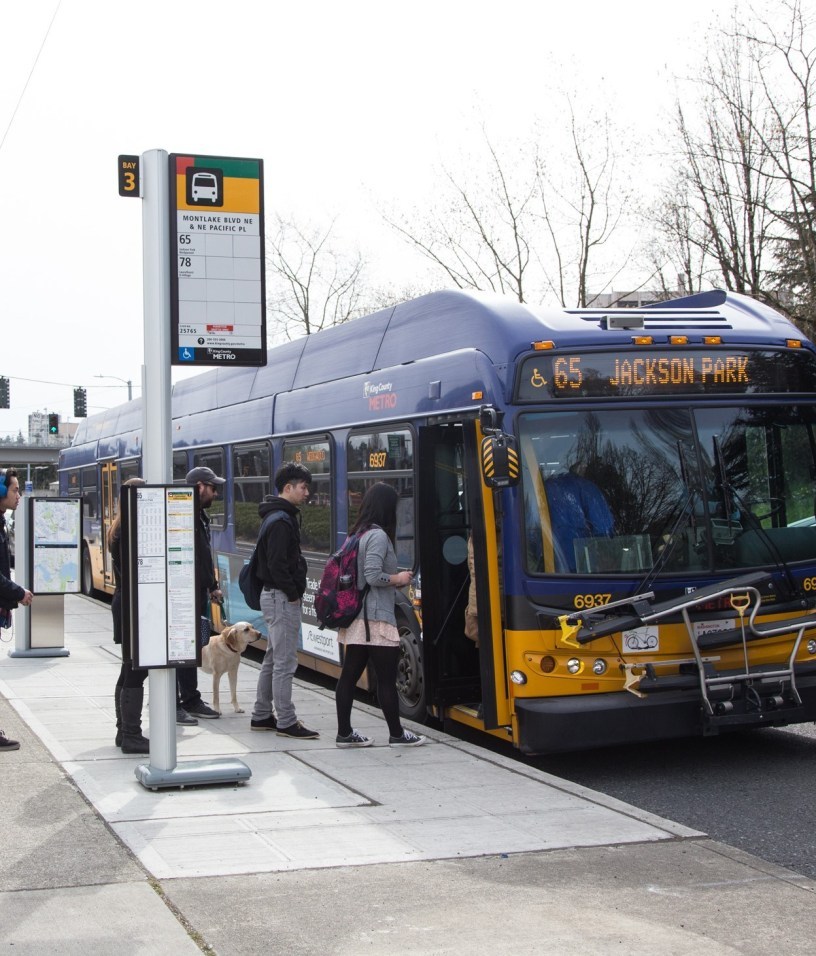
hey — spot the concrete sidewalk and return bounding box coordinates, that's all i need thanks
[1,595,815,954]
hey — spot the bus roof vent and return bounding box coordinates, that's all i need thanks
[570,307,733,331]
[601,313,644,330]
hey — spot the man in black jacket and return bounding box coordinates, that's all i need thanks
[0,468,32,751]
[177,466,224,723]
[250,462,318,738]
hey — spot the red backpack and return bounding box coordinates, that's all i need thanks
[315,532,371,636]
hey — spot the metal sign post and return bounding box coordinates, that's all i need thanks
[133,148,250,790]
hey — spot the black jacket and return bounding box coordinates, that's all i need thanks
[256,496,306,601]
[0,513,24,610]
[195,508,218,606]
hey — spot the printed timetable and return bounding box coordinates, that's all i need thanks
[128,486,199,668]
[169,154,267,368]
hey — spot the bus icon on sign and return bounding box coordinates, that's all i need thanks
[186,166,223,206]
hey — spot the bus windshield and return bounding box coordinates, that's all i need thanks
[519,405,816,576]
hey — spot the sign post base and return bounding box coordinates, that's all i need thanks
[8,647,70,658]
[134,757,252,790]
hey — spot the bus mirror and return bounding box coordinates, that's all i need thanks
[479,405,503,433]
[481,433,520,488]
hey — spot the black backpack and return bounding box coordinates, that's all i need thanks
[238,512,288,611]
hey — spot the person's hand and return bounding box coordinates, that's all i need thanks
[210,588,223,602]
[395,571,412,587]
[19,590,33,606]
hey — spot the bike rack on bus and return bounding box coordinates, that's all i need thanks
[558,571,816,731]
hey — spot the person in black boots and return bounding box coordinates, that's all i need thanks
[109,477,149,754]
[176,466,223,723]
[1,467,31,754]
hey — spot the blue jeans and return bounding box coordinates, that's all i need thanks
[252,589,301,728]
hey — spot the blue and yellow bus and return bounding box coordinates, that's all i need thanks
[60,288,816,753]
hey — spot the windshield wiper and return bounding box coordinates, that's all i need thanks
[632,484,697,597]
[712,436,799,601]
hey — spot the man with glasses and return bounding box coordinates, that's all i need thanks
[177,466,224,724]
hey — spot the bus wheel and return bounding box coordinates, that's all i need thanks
[396,621,425,721]
[81,546,95,597]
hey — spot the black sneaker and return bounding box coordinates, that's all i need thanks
[336,730,373,749]
[276,721,319,739]
[250,715,278,731]
[186,701,220,720]
[176,707,199,726]
[388,730,426,747]
[0,730,20,752]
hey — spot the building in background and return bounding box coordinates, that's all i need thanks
[28,412,76,447]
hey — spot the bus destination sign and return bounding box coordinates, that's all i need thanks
[169,154,266,367]
[516,348,816,400]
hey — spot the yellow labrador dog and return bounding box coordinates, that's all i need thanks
[201,621,261,715]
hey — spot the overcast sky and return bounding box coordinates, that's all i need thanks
[0,0,731,438]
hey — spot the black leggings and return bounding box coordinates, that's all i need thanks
[115,658,148,695]
[336,643,402,738]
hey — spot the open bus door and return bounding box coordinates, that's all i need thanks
[417,418,506,732]
[100,461,117,592]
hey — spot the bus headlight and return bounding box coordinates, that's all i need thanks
[808,640,816,655]
[510,670,527,685]
[566,658,583,675]
[592,659,607,675]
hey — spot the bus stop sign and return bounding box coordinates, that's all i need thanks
[169,153,267,368]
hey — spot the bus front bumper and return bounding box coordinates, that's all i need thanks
[514,674,816,755]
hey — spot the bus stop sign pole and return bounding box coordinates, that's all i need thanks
[133,148,250,790]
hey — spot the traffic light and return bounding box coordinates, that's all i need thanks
[73,387,87,417]
[48,412,59,435]
[0,377,8,409]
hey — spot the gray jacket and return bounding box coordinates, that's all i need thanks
[356,526,398,626]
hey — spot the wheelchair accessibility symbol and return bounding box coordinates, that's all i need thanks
[529,368,547,388]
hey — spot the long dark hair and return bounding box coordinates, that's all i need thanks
[350,482,398,544]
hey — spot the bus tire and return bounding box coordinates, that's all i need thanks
[81,545,95,597]
[396,618,426,721]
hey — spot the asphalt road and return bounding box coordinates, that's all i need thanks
[530,723,816,880]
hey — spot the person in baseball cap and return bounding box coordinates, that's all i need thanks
[185,466,226,487]
[176,465,225,723]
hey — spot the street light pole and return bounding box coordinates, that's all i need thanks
[94,374,133,400]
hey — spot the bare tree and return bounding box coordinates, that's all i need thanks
[535,105,632,308]
[649,1,816,332]
[386,113,632,308]
[266,215,366,340]
[386,131,536,303]
[676,26,777,295]
[743,0,816,332]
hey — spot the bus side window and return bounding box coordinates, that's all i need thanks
[284,437,332,554]
[233,442,271,547]
[173,452,189,483]
[192,449,226,530]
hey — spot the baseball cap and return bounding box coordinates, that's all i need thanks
[186,466,226,487]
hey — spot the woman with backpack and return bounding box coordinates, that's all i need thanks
[335,482,426,749]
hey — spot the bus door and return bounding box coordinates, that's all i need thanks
[417,419,503,729]
[100,461,117,589]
